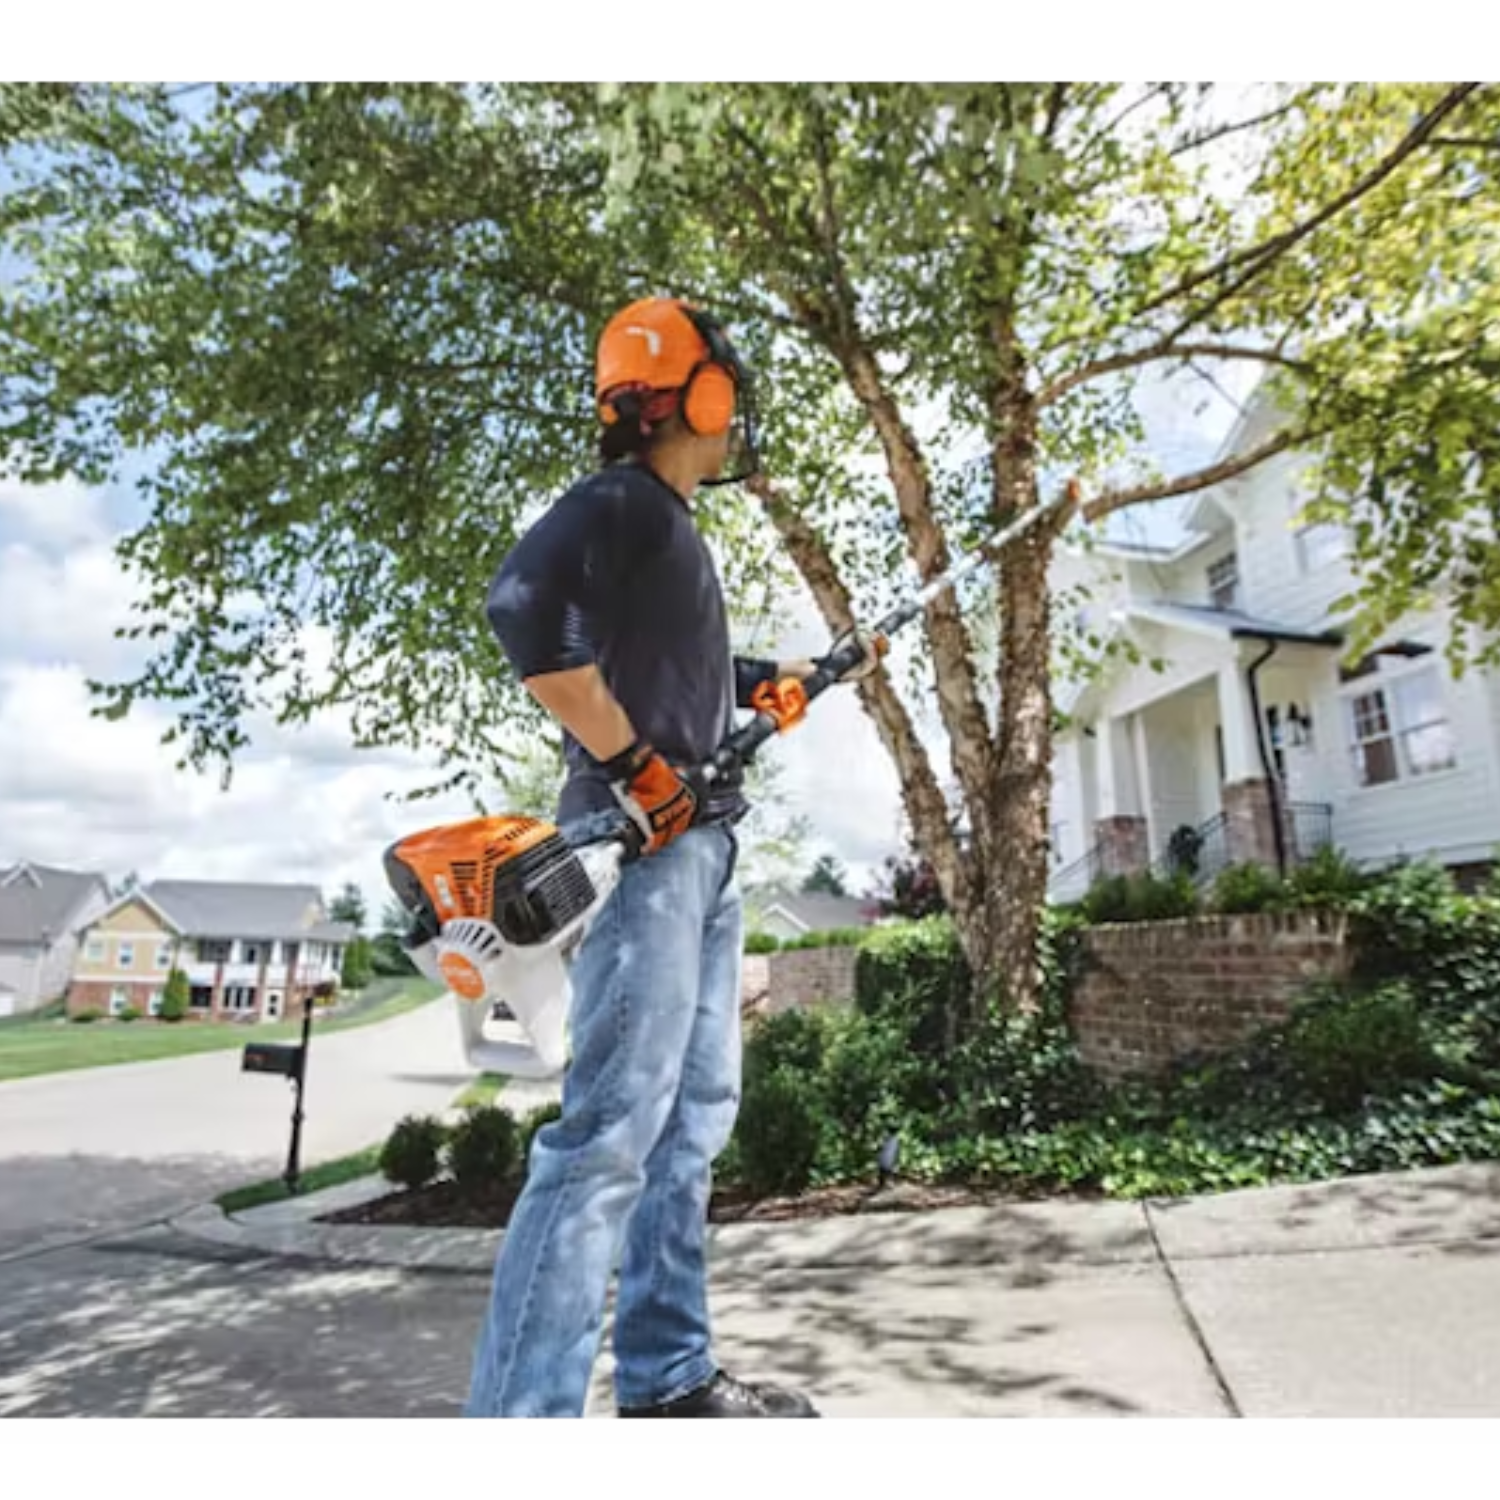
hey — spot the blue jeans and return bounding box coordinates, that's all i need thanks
[464,823,744,1417]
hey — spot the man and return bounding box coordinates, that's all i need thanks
[467,296,876,1418]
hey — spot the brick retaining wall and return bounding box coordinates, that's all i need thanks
[1069,910,1351,1081]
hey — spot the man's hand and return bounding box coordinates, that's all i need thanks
[814,626,885,684]
[604,739,704,855]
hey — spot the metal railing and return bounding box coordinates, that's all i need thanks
[1153,800,1335,887]
[1049,844,1103,904]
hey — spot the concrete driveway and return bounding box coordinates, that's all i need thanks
[0,995,478,1259]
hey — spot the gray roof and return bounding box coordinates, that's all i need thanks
[143,880,353,943]
[760,890,878,934]
[0,863,109,946]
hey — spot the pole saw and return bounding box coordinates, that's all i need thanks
[383,478,1080,1078]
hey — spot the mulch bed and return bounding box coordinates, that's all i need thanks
[320,1176,1092,1230]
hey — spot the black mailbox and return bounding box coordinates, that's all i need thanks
[242,1041,304,1079]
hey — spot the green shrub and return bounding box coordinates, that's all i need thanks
[778,927,867,952]
[743,932,781,955]
[742,1005,832,1083]
[945,1008,1102,1138]
[519,1100,564,1163]
[117,1005,142,1023]
[341,937,375,991]
[854,915,971,1056]
[71,1007,104,1024]
[1081,870,1198,925]
[1285,845,1374,908]
[733,1066,824,1197]
[1280,983,1437,1112]
[379,1114,448,1191]
[447,1105,521,1196]
[1210,861,1287,914]
[814,1008,935,1177]
[159,968,190,1022]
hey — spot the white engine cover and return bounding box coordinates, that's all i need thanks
[411,840,624,1079]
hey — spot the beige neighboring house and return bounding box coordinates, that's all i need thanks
[0,863,112,1017]
[68,879,354,1022]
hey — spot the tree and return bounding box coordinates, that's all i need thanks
[158,966,190,1022]
[328,881,367,934]
[341,936,374,992]
[801,854,848,897]
[371,897,420,975]
[867,851,946,922]
[6,82,1500,1028]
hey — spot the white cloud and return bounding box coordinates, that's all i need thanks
[0,476,112,549]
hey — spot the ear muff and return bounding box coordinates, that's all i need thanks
[681,362,736,436]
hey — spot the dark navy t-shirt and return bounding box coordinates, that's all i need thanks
[485,461,775,826]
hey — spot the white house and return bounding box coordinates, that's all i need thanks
[1047,386,1500,902]
[0,863,112,1017]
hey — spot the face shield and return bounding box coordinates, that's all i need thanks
[680,306,761,487]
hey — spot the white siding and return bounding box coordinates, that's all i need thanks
[1100,622,1229,721]
[0,948,39,1011]
[1216,451,1355,627]
[1300,612,1500,867]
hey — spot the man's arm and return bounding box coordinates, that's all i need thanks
[522,664,636,764]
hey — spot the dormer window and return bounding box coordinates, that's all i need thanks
[1207,553,1240,612]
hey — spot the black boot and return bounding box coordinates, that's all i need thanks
[618,1370,821,1418]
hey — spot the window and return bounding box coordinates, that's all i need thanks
[242,942,265,966]
[1346,667,1455,787]
[109,987,130,1016]
[1392,669,1457,777]
[85,936,104,963]
[1207,553,1240,611]
[197,940,231,964]
[117,941,134,970]
[222,985,257,1012]
[155,942,173,971]
[148,991,163,1017]
[189,985,213,1010]
[1296,517,1348,573]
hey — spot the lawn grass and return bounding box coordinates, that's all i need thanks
[0,977,444,1083]
[452,1071,507,1111]
[216,1144,384,1215]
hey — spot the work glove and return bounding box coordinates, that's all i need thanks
[603,738,704,855]
[814,626,885,684]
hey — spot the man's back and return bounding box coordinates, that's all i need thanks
[486,462,743,824]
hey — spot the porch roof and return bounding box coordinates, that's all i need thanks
[1126,601,1344,648]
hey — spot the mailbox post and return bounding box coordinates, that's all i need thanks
[241,989,317,1194]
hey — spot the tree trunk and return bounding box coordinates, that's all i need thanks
[956,360,1057,1018]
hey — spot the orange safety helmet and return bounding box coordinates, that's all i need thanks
[594,296,760,482]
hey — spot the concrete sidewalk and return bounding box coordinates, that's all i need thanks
[171,1158,1500,1417]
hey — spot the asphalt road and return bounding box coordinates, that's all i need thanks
[0,995,475,1260]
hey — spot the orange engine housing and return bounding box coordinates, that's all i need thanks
[383,815,597,949]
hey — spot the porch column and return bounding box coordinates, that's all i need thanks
[1217,658,1280,868]
[1216,660,1261,783]
[1093,714,1149,877]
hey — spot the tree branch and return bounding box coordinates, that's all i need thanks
[1037,340,1308,408]
[1136,83,1481,329]
[1080,428,1304,524]
[1168,98,1300,157]
[1430,135,1500,151]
